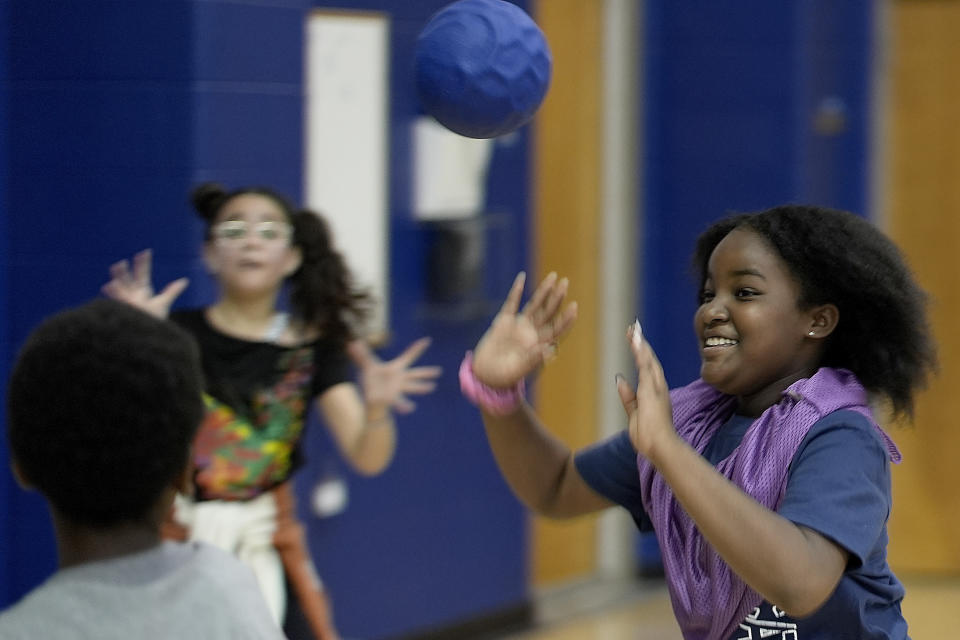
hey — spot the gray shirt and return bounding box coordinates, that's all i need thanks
[0,541,286,639]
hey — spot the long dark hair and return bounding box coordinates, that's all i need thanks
[191,182,373,346]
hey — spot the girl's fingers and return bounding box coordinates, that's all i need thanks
[499,272,527,316]
[157,277,189,307]
[647,345,668,393]
[615,373,638,417]
[626,322,643,366]
[396,336,432,367]
[624,322,669,395]
[109,260,133,287]
[392,396,416,414]
[520,272,557,320]
[537,277,569,325]
[626,321,651,376]
[101,281,122,300]
[132,249,152,288]
[402,380,437,395]
[638,343,657,382]
[406,366,443,380]
[547,301,578,342]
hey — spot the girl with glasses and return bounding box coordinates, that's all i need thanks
[103,182,441,640]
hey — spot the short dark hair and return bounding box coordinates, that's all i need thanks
[692,204,937,419]
[7,299,205,527]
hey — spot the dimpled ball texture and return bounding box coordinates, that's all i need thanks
[414,0,553,139]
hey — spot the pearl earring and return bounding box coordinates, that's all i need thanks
[808,331,815,336]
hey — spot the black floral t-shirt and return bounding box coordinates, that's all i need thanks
[171,309,350,501]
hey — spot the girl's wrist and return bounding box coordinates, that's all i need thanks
[641,427,685,470]
[365,407,392,425]
[459,351,526,416]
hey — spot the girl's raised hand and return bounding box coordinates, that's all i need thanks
[472,272,578,389]
[347,337,442,415]
[101,249,189,319]
[616,322,677,456]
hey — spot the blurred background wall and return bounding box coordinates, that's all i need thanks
[0,1,955,638]
[882,0,960,575]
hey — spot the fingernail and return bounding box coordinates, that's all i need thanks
[615,373,625,386]
[632,319,643,347]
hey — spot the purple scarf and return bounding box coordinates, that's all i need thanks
[637,368,901,640]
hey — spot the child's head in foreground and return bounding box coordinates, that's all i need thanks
[6,299,204,528]
[692,204,936,419]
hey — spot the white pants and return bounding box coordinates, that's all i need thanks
[175,493,285,625]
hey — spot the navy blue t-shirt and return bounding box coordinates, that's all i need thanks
[574,410,909,639]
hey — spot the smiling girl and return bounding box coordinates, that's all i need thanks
[460,205,935,639]
[103,183,441,640]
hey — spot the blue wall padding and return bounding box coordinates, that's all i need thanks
[794,0,875,211]
[0,0,11,606]
[3,0,196,602]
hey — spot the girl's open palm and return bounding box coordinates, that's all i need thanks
[347,338,442,414]
[101,249,189,319]
[472,272,578,389]
[616,323,677,456]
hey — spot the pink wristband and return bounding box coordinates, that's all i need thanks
[459,351,526,416]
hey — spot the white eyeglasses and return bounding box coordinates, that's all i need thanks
[212,220,293,243]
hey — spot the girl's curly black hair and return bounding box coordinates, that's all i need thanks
[191,182,373,346]
[692,204,937,419]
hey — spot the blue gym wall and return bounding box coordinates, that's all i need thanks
[0,0,10,604]
[0,0,874,637]
[2,0,198,609]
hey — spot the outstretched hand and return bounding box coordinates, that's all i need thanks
[347,337,442,415]
[616,322,677,457]
[471,272,578,389]
[101,249,189,319]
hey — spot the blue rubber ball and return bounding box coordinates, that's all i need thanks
[414,0,553,139]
